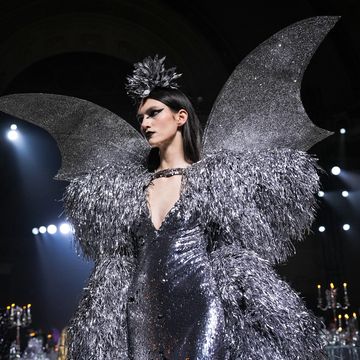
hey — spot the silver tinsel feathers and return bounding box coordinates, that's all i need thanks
[125,55,182,102]
[63,148,326,359]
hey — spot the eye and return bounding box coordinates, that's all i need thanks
[137,108,164,124]
[150,110,159,117]
[149,108,163,118]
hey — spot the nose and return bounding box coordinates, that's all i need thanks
[140,115,152,131]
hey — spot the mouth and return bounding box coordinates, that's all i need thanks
[145,131,155,139]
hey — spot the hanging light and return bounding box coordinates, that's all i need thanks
[59,223,71,234]
[39,226,47,234]
[331,166,341,175]
[47,224,57,234]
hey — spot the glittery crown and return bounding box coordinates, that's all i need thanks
[125,55,182,102]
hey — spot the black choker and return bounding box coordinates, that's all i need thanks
[151,168,186,179]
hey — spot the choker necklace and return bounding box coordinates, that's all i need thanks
[151,167,186,180]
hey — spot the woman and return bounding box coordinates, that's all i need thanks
[127,87,226,358]
[63,56,326,359]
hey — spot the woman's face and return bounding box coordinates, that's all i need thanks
[137,98,187,148]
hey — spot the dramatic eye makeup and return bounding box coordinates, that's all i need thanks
[136,107,164,123]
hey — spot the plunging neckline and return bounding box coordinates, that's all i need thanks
[144,168,187,232]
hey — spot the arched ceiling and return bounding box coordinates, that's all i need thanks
[0,0,228,107]
[0,0,358,121]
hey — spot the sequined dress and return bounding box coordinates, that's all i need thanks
[64,149,327,360]
[127,182,226,359]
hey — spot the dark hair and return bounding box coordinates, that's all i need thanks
[140,87,203,171]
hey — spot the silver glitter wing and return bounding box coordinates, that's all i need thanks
[202,16,340,155]
[0,93,149,181]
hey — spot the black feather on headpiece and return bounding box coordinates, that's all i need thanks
[125,55,182,102]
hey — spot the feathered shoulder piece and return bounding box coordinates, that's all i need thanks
[185,148,321,264]
[63,161,149,260]
[125,55,182,103]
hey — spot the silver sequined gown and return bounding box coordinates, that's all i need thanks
[127,196,226,359]
[64,149,327,360]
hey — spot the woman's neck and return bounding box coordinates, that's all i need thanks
[157,151,191,171]
[157,133,191,171]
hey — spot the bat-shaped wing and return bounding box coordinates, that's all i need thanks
[202,16,339,155]
[0,93,150,181]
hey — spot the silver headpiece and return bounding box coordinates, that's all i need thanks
[125,55,182,102]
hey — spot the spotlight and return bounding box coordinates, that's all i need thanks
[7,130,18,141]
[339,128,346,134]
[318,226,325,232]
[318,191,325,197]
[47,224,57,234]
[59,223,71,234]
[39,226,46,234]
[342,190,349,198]
[331,166,341,175]
[343,224,350,231]
[10,124,17,130]
[32,228,39,235]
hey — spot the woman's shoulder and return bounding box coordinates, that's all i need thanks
[64,160,150,210]
[185,147,320,264]
[68,160,149,186]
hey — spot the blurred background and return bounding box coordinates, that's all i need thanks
[0,0,359,357]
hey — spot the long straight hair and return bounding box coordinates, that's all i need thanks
[140,87,203,171]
